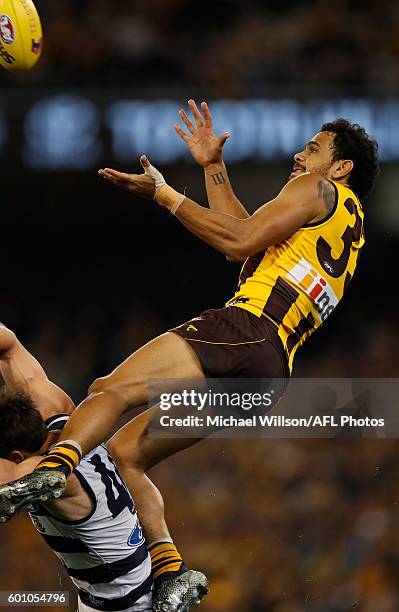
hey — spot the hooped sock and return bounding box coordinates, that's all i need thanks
[149,541,185,580]
[34,441,82,477]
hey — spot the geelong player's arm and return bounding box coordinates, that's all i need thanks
[0,323,74,423]
[168,173,329,259]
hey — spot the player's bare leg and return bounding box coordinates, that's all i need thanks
[108,410,200,544]
[108,410,210,610]
[107,411,208,611]
[65,332,206,456]
[0,332,205,515]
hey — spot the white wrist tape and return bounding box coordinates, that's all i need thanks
[143,161,185,214]
[155,185,186,214]
[143,162,167,196]
[170,198,184,215]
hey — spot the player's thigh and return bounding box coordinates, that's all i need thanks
[93,331,205,407]
[108,404,200,471]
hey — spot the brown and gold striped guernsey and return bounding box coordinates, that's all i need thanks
[226,180,365,372]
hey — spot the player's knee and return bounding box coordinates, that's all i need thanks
[88,376,130,411]
[107,440,127,467]
[108,422,154,472]
[89,374,146,403]
[88,376,109,396]
[108,438,148,472]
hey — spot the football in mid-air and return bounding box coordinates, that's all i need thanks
[0,0,42,71]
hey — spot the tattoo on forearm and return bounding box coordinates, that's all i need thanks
[211,172,226,186]
[317,180,336,214]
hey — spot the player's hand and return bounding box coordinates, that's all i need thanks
[175,100,230,168]
[98,156,157,200]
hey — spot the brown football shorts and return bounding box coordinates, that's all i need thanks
[170,305,289,379]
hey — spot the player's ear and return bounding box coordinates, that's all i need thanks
[7,450,25,464]
[331,159,354,180]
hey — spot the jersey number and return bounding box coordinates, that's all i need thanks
[89,454,134,518]
[316,198,363,278]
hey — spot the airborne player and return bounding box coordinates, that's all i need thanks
[0,101,380,610]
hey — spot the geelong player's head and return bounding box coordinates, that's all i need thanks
[0,388,47,461]
[291,119,380,199]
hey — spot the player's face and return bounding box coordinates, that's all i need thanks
[290,131,335,180]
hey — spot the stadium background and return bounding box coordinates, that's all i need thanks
[1,0,399,610]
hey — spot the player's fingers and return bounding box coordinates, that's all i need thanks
[179,109,195,134]
[98,168,114,180]
[100,168,129,180]
[219,132,230,147]
[201,101,213,128]
[174,123,190,143]
[99,173,118,185]
[140,155,150,169]
[188,99,204,128]
[99,171,120,185]
[98,169,129,186]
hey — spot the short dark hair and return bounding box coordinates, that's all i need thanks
[0,389,47,459]
[320,118,380,200]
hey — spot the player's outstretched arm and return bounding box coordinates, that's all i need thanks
[99,158,328,259]
[175,100,250,219]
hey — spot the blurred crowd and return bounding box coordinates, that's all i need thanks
[157,436,399,612]
[2,0,399,95]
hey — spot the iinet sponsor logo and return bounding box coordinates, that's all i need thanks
[287,259,338,322]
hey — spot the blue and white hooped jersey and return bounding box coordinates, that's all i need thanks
[28,437,152,612]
